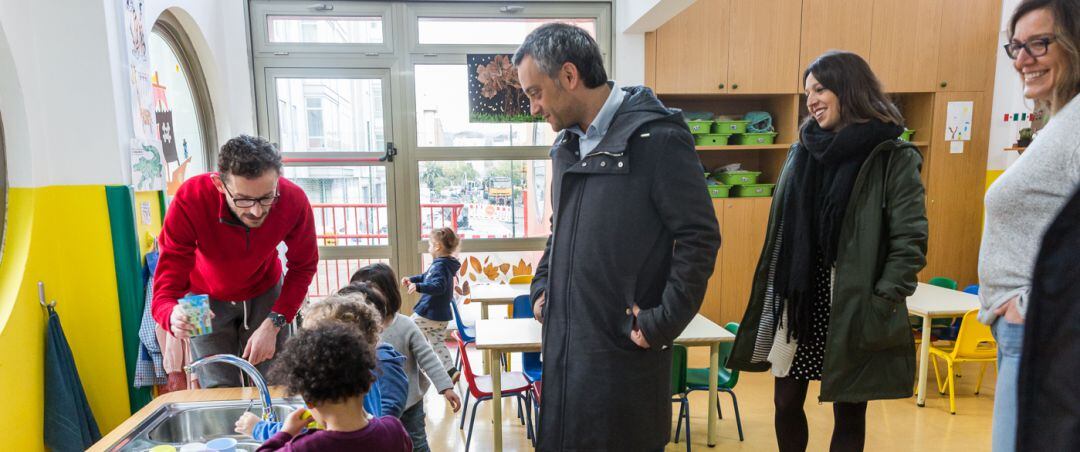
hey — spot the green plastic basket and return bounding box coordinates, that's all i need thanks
[694,134,731,146]
[686,120,714,135]
[716,171,761,186]
[713,120,750,134]
[899,129,915,141]
[732,132,778,145]
[731,183,775,197]
[707,184,730,198]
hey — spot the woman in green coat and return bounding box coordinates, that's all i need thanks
[727,51,928,452]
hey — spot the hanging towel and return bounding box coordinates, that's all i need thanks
[44,305,102,451]
[135,249,167,387]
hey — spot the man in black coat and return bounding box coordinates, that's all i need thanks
[514,23,721,451]
[1017,186,1080,451]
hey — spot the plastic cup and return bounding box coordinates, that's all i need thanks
[177,443,205,452]
[205,437,237,451]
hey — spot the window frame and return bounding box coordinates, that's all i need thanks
[152,10,218,174]
[249,0,611,285]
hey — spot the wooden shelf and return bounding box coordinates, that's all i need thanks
[697,143,792,151]
[911,141,930,147]
[1003,146,1026,152]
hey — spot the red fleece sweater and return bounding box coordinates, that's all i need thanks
[152,173,318,330]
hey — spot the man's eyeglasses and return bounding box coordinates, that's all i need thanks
[1004,36,1056,60]
[223,183,279,208]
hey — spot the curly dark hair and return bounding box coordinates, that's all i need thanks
[217,135,283,180]
[337,281,390,320]
[270,322,376,406]
[348,263,402,318]
[301,292,382,347]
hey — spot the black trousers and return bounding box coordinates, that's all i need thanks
[774,376,868,452]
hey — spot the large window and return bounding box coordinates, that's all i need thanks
[250,1,610,305]
[150,11,216,192]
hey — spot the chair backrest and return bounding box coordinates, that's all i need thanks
[449,296,475,342]
[451,330,483,397]
[512,295,532,319]
[951,309,997,359]
[721,322,741,387]
[962,284,980,295]
[671,345,688,396]
[509,275,534,284]
[928,277,958,290]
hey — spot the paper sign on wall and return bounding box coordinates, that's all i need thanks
[950,141,965,154]
[140,201,152,225]
[945,101,973,141]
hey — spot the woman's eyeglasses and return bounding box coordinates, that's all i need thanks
[1004,37,1055,60]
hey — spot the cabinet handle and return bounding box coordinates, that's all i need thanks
[718,83,725,90]
[732,83,739,90]
[940,81,948,88]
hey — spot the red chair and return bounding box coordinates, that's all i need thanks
[529,380,542,446]
[453,330,533,452]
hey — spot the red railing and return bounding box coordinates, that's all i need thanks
[310,203,464,246]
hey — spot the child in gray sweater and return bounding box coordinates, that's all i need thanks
[346,264,462,452]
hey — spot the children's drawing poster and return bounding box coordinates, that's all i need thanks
[945,101,973,141]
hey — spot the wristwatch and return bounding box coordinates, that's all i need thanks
[268,311,287,328]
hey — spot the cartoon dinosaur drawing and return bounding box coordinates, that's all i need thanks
[133,144,163,189]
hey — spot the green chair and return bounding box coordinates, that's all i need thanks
[671,345,691,452]
[686,322,744,441]
[929,277,958,290]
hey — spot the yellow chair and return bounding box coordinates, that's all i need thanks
[509,275,534,284]
[928,309,997,414]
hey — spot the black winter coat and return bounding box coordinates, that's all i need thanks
[1017,186,1080,451]
[529,86,721,451]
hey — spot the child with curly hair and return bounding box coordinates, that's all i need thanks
[254,322,412,451]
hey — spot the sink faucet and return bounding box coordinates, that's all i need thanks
[185,354,277,422]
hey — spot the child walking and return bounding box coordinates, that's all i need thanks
[350,264,462,452]
[401,228,462,382]
[255,322,412,451]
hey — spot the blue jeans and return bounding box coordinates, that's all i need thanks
[991,318,1024,452]
[400,401,429,452]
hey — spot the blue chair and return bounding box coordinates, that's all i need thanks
[450,297,476,369]
[963,284,980,295]
[512,295,543,383]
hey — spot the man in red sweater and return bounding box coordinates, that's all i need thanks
[152,135,318,387]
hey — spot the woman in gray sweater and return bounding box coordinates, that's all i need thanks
[979,1,1080,450]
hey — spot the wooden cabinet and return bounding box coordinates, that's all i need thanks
[870,0,943,92]
[700,198,772,326]
[922,91,991,286]
[935,0,1002,92]
[653,0,729,94]
[726,0,802,93]
[799,0,873,85]
[652,0,801,94]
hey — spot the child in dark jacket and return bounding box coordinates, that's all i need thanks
[254,322,412,452]
[401,227,462,381]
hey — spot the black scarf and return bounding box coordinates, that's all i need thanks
[773,119,903,341]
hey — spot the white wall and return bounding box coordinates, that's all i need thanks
[0,0,130,188]
[987,0,1025,171]
[0,0,254,189]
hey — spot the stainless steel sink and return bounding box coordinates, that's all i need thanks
[107,399,304,451]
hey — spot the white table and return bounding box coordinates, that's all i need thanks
[475,314,735,451]
[906,282,981,406]
[468,283,531,320]
[468,283,530,373]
